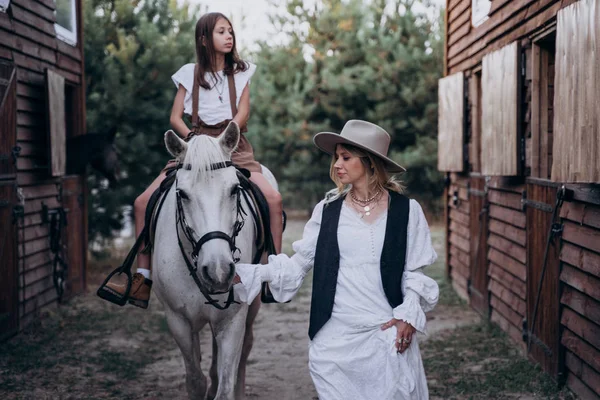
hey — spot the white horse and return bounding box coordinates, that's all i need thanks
[153,122,269,400]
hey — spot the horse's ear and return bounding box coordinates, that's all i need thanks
[164,130,188,159]
[218,121,240,154]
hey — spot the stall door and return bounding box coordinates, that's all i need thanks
[0,181,19,339]
[470,176,489,316]
[0,61,17,180]
[526,183,560,377]
[62,176,87,297]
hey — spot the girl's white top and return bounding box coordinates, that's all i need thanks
[235,198,440,400]
[171,62,257,125]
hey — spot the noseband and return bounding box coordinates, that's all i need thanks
[175,161,247,310]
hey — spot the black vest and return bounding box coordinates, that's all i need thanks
[308,191,410,340]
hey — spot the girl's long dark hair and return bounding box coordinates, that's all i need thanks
[195,12,248,90]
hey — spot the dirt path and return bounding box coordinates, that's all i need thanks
[0,221,574,400]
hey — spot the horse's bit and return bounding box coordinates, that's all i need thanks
[174,161,248,310]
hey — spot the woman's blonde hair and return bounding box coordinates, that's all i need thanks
[325,144,404,202]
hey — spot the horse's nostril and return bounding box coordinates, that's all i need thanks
[201,266,214,283]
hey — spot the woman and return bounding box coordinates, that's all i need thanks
[103,12,283,308]
[234,120,439,399]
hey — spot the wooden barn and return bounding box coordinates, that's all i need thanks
[0,0,88,340]
[438,0,600,398]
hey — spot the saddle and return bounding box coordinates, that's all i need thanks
[97,162,282,305]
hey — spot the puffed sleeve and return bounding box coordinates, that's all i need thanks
[171,63,195,92]
[234,199,324,303]
[392,199,439,334]
[233,62,257,106]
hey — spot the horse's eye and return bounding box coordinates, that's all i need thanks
[178,190,189,200]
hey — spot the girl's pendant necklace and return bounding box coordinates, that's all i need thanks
[212,74,226,103]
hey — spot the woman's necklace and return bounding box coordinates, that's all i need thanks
[349,189,382,218]
[211,74,226,103]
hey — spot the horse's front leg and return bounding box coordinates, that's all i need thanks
[235,296,261,399]
[209,306,248,400]
[165,311,207,400]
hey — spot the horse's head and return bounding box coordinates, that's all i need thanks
[67,128,120,184]
[165,122,242,293]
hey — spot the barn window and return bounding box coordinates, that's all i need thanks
[54,0,77,46]
[472,0,491,27]
[552,0,600,182]
[481,42,521,176]
[530,29,556,180]
[437,72,465,172]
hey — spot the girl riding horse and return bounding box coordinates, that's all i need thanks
[104,12,283,308]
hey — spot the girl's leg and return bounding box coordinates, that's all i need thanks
[249,172,283,253]
[133,170,170,272]
[104,169,170,308]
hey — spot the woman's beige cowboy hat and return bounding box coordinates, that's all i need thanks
[313,120,406,173]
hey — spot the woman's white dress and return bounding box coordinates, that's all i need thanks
[235,198,439,400]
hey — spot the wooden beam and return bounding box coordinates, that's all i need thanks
[488,190,523,210]
[561,307,600,351]
[560,264,600,303]
[561,242,600,279]
[561,286,600,326]
[489,262,527,299]
[488,232,527,264]
[488,219,527,246]
[489,277,526,316]
[561,202,600,230]
[489,204,527,228]
[562,221,600,254]
[488,247,526,281]
[562,328,600,374]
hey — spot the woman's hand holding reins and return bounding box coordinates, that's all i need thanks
[381,318,416,354]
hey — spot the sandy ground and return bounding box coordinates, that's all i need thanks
[2,219,573,400]
[98,220,479,400]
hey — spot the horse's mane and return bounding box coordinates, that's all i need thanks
[183,135,230,183]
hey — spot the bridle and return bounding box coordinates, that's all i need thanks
[174,161,247,310]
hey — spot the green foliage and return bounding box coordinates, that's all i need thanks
[84,0,199,247]
[84,0,445,243]
[248,0,444,211]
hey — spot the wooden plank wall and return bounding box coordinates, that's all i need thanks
[446,0,580,76]
[444,0,600,397]
[448,172,471,301]
[486,177,527,349]
[560,200,600,398]
[0,0,85,329]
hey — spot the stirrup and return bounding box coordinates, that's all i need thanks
[97,266,132,306]
[97,226,148,306]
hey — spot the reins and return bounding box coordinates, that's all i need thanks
[174,160,252,310]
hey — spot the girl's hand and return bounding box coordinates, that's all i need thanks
[381,318,416,354]
[232,274,241,285]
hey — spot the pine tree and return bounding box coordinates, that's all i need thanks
[84,0,199,247]
[248,0,444,211]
